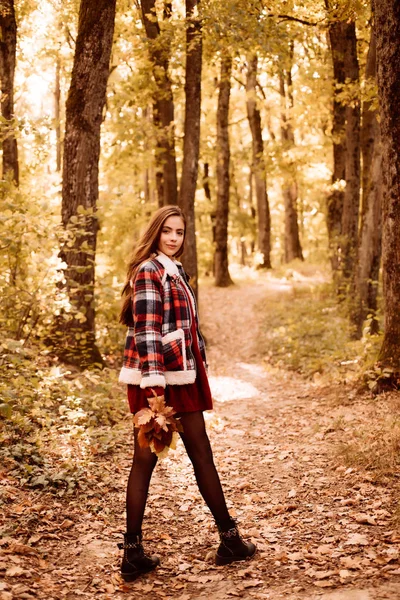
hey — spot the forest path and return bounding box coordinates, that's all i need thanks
[2,270,400,600]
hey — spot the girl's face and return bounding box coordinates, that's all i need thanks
[158,216,185,257]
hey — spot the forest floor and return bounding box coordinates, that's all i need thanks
[1,268,400,600]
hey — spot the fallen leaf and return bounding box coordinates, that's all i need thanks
[314,580,335,588]
[384,547,399,562]
[5,566,25,577]
[27,535,42,546]
[242,580,263,588]
[9,543,36,556]
[354,513,377,526]
[340,556,363,570]
[238,482,250,491]
[344,533,369,546]
[313,570,336,580]
[341,498,357,506]
[103,584,115,593]
[339,569,353,581]
[288,552,303,561]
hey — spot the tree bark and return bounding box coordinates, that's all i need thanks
[55,55,62,172]
[0,0,19,185]
[141,0,177,206]
[57,0,116,367]
[203,162,217,275]
[179,0,202,298]
[341,20,361,284]
[215,54,234,287]
[325,11,347,274]
[351,28,382,338]
[279,49,303,263]
[374,0,400,384]
[246,54,272,269]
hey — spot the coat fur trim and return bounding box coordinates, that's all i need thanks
[165,370,196,385]
[140,373,168,389]
[118,366,197,387]
[119,367,148,386]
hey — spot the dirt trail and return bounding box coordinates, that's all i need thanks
[2,272,400,600]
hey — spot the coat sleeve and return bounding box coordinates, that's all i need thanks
[132,263,166,388]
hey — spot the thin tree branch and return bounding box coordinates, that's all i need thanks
[268,14,324,27]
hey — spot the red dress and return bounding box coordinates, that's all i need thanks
[127,292,213,415]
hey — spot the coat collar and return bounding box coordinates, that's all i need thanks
[155,252,182,277]
[154,253,196,315]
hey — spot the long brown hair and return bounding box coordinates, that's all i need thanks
[119,205,186,326]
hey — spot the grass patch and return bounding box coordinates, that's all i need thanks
[335,393,400,482]
[258,275,382,381]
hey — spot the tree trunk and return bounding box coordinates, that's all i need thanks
[0,0,19,185]
[179,0,202,299]
[351,28,382,338]
[141,0,177,206]
[283,181,303,262]
[57,0,116,367]
[374,0,400,385]
[203,162,216,275]
[325,10,347,274]
[246,54,271,269]
[215,54,234,287]
[55,55,62,172]
[341,21,361,284]
[279,51,303,263]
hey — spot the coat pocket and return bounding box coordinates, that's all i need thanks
[161,328,186,371]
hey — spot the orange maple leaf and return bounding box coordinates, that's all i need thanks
[133,389,183,458]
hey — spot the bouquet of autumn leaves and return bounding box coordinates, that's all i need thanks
[134,390,183,459]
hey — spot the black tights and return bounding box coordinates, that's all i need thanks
[126,411,231,534]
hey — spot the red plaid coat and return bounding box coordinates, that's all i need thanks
[119,253,207,389]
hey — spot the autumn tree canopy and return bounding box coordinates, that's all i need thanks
[0,0,399,387]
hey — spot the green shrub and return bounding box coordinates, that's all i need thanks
[0,338,128,493]
[258,280,382,380]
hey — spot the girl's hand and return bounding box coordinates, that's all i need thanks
[144,386,165,398]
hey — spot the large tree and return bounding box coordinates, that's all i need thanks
[325,2,361,293]
[215,53,234,287]
[57,0,117,367]
[279,43,303,263]
[0,0,18,185]
[246,54,271,269]
[374,0,400,387]
[325,8,347,276]
[179,0,202,297]
[140,0,177,207]
[340,19,361,285]
[351,28,382,338]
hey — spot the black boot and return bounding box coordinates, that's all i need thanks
[215,519,256,566]
[118,533,160,582]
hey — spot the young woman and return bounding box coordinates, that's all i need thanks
[118,205,256,581]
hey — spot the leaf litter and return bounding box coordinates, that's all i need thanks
[1,275,400,599]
